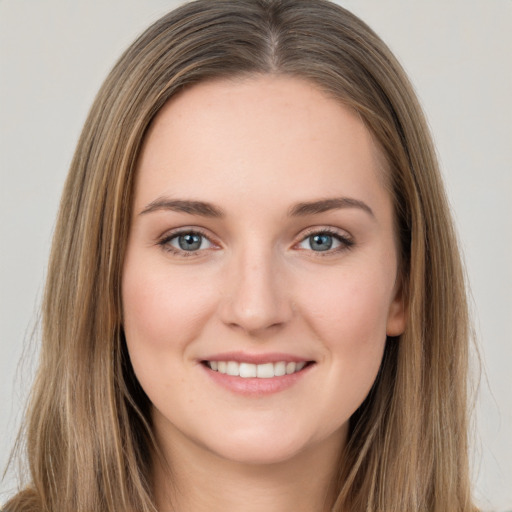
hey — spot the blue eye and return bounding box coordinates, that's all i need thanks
[297,231,352,253]
[165,232,213,252]
[309,233,335,251]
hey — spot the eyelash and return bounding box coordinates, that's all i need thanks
[296,227,354,256]
[157,227,354,257]
[157,228,215,257]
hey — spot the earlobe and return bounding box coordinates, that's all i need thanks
[386,299,406,336]
[386,283,407,336]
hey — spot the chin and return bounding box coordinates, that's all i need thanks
[208,436,310,466]
[197,421,339,467]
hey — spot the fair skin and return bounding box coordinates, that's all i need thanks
[122,75,405,512]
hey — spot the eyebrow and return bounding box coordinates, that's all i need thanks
[139,196,374,219]
[139,198,225,217]
[288,197,375,218]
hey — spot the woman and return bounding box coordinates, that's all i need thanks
[4,0,479,510]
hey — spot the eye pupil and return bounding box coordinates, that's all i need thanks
[178,233,202,251]
[310,234,333,251]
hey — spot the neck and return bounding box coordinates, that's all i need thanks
[152,421,346,512]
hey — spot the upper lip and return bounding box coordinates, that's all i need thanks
[201,351,314,365]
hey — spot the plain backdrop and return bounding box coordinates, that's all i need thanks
[1,0,511,509]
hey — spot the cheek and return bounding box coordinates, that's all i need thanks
[121,260,217,364]
[121,260,223,421]
[297,264,393,397]
[300,266,393,344]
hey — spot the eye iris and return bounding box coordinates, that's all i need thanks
[310,233,333,251]
[178,233,202,251]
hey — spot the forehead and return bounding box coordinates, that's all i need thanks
[134,75,389,214]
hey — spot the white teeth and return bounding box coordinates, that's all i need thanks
[286,362,296,374]
[239,362,257,378]
[207,360,308,378]
[226,361,239,376]
[274,361,286,376]
[256,363,274,378]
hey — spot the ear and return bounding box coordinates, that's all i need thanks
[386,280,406,337]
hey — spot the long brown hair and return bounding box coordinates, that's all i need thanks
[5,1,477,510]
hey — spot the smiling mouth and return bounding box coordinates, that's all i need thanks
[203,360,314,378]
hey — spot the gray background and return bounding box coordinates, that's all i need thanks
[1,0,511,509]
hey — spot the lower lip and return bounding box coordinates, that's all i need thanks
[201,363,314,396]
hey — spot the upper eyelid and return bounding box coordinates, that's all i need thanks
[159,226,215,241]
[157,229,219,258]
[293,227,354,253]
[157,227,220,251]
[296,225,353,241]
[156,225,353,248]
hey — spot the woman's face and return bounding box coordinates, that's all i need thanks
[122,75,405,465]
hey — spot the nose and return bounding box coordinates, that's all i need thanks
[219,246,293,336]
